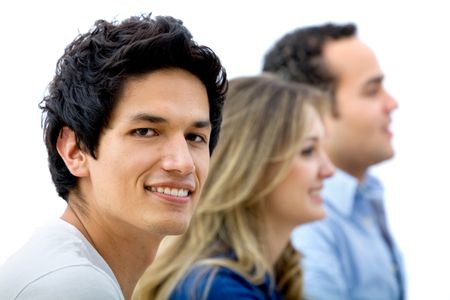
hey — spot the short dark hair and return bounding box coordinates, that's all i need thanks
[40,14,228,200]
[262,23,356,108]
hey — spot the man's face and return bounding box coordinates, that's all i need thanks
[323,37,398,178]
[81,68,211,238]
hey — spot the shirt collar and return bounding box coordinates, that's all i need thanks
[323,169,383,216]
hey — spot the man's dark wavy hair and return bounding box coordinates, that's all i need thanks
[40,14,228,201]
[263,23,356,113]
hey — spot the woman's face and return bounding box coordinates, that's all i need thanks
[264,109,335,229]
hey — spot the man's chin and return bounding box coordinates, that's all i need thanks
[375,147,395,165]
[385,145,396,160]
[164,220,191,236]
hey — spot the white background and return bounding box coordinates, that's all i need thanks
[0,1,449,299]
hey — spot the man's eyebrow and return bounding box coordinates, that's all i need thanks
[193,120,211,129]
[129,113,211,128]
[130,113,167,124]
[366,74,384,86]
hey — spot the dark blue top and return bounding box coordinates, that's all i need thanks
[170,265,283,300]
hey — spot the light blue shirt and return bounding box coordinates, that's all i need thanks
[292,169,405,300]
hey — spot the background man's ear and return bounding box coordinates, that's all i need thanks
[56,127,89,177]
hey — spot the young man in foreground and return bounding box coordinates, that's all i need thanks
[0,14,227,300]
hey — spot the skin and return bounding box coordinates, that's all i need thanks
[263,109,335,265]
[323,37,398,181]
[57,68,211,299]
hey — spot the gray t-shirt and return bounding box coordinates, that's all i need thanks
[0,219,124,299]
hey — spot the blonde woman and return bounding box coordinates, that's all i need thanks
[133,74,334,300]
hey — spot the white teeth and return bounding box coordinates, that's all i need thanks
[177,189,188,197]
[149,186,189,197]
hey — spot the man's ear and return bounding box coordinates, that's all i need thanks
[56,127,89,177]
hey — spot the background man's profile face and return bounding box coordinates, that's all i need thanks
[322,37,398,174]
[79,68,211,238]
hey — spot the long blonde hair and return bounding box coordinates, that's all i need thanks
[133,74,329,300]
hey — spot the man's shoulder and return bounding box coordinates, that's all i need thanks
[0,248,122,299]
[0,220,123,299]
[0,220,92,278]
[5,265,122,300]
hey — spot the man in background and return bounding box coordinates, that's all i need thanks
[263,23,404,300]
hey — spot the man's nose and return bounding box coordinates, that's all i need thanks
[160,135,195,175]
[384,92,399,113]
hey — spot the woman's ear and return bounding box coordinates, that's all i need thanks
[56,127,89,177]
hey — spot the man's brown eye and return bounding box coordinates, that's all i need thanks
[134,128,157,137]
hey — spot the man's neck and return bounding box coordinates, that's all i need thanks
[330,159,367,183]
[341,167,366,182]
[61,205,161,300]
